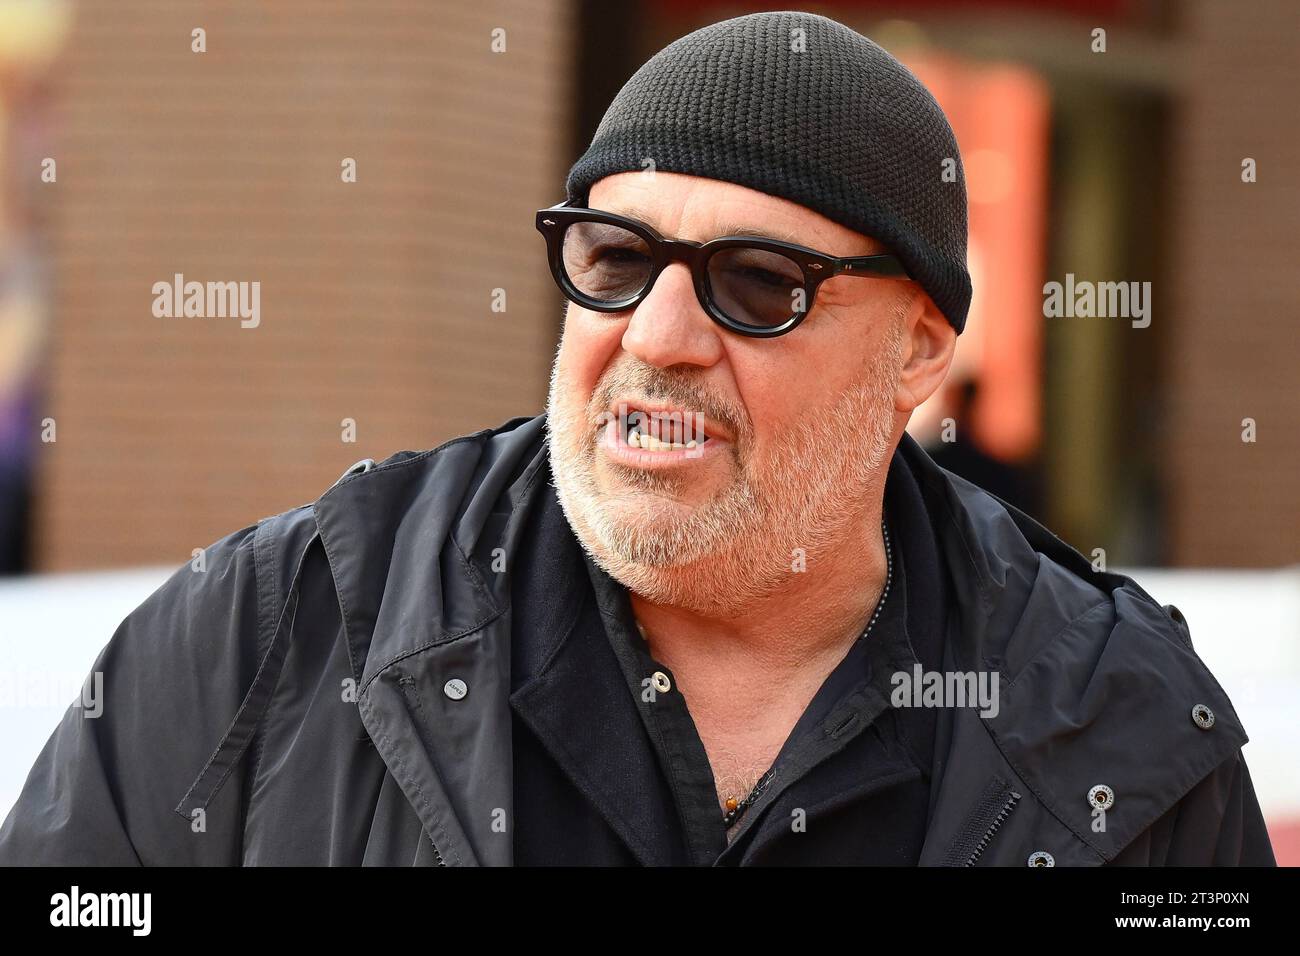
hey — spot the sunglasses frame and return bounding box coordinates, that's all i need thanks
[535,200,913,338]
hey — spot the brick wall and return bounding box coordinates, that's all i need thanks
[1163,0,1300,566]
[34,0,572,569]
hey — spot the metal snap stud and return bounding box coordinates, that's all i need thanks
[332,457,376,489]
[1191,704,1215,729]
[1088,784,1115,811]
[443,678,468,700]
[1027,850,1055,867]
[651,671,672,694]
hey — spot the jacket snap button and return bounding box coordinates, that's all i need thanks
[1087,784,1115,811]
[1192,704,1215,729]
[1027,850,1055,867]
[443,678,468,700]
[651,671,672,694]
[333,457,376,488]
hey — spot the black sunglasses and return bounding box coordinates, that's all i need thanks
[535,200,911,338]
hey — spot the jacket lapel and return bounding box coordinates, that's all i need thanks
[312,417,549,866]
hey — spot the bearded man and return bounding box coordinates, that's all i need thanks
[0,11,1273,867]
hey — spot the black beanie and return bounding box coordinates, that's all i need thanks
[565,10,972,333]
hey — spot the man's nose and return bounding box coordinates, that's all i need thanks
[620,262,725,369]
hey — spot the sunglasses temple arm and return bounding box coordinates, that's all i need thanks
[837,256,911,279]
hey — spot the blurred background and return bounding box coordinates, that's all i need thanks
[0,0,1296,860]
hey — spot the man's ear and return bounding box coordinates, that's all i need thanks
[894,289,957,414]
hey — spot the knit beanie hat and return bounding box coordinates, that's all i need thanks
[564,10,972,333]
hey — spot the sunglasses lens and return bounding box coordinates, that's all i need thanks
[706,247,806,329]
[561,221,653,304]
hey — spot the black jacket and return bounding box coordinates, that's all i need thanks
[0,414,1276,865]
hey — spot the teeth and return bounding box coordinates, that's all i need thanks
[626,427,691,452]
[622,413,712,452]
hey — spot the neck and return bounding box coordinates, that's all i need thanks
[627,494,889,680]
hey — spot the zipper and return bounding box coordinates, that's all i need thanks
[941,776,1022,866]
[430,833,446,867]
[963,788,1021,867]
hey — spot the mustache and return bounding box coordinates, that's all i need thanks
[590,370,746,439]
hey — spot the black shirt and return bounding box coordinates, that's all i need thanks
[509,445,949,865]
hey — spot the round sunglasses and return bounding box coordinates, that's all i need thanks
[535,200,912,338]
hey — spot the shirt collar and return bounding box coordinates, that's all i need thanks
[508,441,950,861]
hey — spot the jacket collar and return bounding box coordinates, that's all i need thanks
[898,434,1249,862]
[312,416,547,685]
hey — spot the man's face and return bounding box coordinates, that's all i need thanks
[546,171,913,615]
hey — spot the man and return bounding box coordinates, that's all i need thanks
[0,11,1274,866]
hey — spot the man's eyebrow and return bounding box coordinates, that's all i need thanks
[602,204,806,245]
[717,222,806,245]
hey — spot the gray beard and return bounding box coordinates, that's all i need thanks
[545,325,905,619]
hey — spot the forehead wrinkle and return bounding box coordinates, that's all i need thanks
[596,197,886,257]
[717,222,807,245]
[596,200,807,246]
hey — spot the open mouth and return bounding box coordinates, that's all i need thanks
[623,416,706,450]
[602,402,718,454]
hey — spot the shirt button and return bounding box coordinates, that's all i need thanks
[1191,704,1215,729]
[443,678,468,700]
[651,671,672,694]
